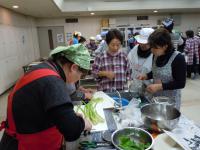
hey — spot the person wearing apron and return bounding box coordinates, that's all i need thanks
[0,44,92,150]
[128,28,154,94]
[138,28,186,110]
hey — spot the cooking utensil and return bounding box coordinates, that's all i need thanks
[111,127,154,150]
[79,141,111,149]
[141,103,181,131]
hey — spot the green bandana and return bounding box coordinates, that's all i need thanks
[50,44,91,70]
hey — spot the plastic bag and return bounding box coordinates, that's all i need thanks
[119,97,143,128]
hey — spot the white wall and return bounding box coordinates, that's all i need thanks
[107,14,200,34]
[36,17,102,41]
[64,17,102,39]
[0,7,40,94]
[180,14,200,34]
[36,13,200,41]
[109,15,165,27]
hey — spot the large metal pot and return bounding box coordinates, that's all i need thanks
[111,127,154,150]
[141,103,181,131]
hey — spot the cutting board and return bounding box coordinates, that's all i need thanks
[75,91,115,132]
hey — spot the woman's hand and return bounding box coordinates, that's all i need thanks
[76,112,92,131]
[78,86,96,100]
[137,74,148,80]
[76,112,84,118]
[83,118,92,131]
[105,71,115,80]
[84,92,93,100]
[146,84,163,93]
[99,71,115,80]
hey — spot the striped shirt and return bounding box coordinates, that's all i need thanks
[92,50,131,92]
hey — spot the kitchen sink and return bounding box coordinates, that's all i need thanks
[106,91,150,105]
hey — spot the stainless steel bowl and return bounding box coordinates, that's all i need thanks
[111,127,154,150]
[141,103,181,131]
[151,96,175,106]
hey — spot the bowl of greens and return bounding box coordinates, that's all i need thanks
[111,127,154,150]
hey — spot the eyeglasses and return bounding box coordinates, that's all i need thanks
[78,67,88,78]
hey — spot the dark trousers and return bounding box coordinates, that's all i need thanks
[199,64,200,74]
[187,65,198,77]
[187,55,198,77]
[199,54,200,74]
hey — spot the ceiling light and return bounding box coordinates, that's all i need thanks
[104,0,132,2]
[90,12,95,15]
[153,10,158,13]
[12,5,19,9]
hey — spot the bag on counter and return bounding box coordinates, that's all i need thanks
[119,97,143,128]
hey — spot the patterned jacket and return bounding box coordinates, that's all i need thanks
[184,37,200,65]
[92,50,131,92]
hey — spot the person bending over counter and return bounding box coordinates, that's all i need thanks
[138,28,186,110]
[0,44,92,150]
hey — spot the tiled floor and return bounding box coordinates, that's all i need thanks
[0,76,200,139]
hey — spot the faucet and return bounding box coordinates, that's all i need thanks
[111,88,122,110]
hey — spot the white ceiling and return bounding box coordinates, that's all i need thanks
[0,0,200,18]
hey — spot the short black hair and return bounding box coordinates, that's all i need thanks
[185,30,194,38]
[106,29,123,45]
[51,53,73,66]
[79,36,86,43]
[148,28,174,52]
[73,32,79,38]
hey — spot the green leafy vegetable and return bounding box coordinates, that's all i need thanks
[76,97,104,125]
[118,135,151,150]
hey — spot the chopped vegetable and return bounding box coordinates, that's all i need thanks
[76,97,104,125]
[118,135,150,150]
